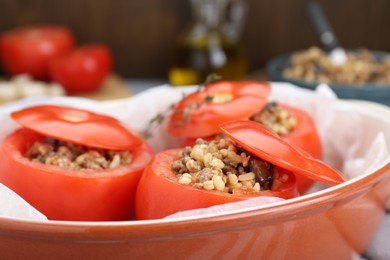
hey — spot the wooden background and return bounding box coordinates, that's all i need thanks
[1,0,389,79]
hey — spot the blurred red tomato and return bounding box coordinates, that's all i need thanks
[0,25,75,80]
[50,44,113,93]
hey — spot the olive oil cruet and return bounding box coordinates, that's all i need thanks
[169,0,248,86]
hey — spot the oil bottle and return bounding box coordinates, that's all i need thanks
[169,0,248,86]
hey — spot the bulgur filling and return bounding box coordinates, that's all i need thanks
[172,137,288,195]
[251,102,298,136]
[26,138,132,170]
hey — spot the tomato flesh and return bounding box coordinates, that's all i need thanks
[0,128,153,221]
[135,149,298,220]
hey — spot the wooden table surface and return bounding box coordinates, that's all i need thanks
[0,69,271,106]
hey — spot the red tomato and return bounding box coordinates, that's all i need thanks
[184,105,322,155]
[167,81,270,138]
[135,149,298,220]
[0,106,153,221]
[50,44,113,93]
[168,80,323,193]
[0,25,75,80]
[220,120,345,185]
[181,104,323,193]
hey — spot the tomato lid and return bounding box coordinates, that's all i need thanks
[219,120,345,185]
[11,105,143,150]
[168,81,271,138]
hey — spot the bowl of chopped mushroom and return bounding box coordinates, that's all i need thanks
[0,83,389,259]
[267,47,390,105]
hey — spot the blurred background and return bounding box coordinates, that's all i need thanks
[0,0,389,80]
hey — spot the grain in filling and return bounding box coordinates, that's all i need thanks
[26,138,132,171]
[172,137,289,195]
[251,102,298,136]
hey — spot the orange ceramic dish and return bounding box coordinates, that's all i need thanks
[0,100,388,259]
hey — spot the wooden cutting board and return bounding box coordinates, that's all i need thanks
[70,74,133,101]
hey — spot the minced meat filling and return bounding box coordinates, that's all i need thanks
[26,138,132,170]
[251,102,297,136]
[172,137,283,195]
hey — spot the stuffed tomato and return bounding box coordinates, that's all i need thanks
[0,105,153,221]
[136,120,344,220]
[136,142,297,220]
[167,80,322,193]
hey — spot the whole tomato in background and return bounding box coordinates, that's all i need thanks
[50,44,113,93]
[0,25,75,80]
